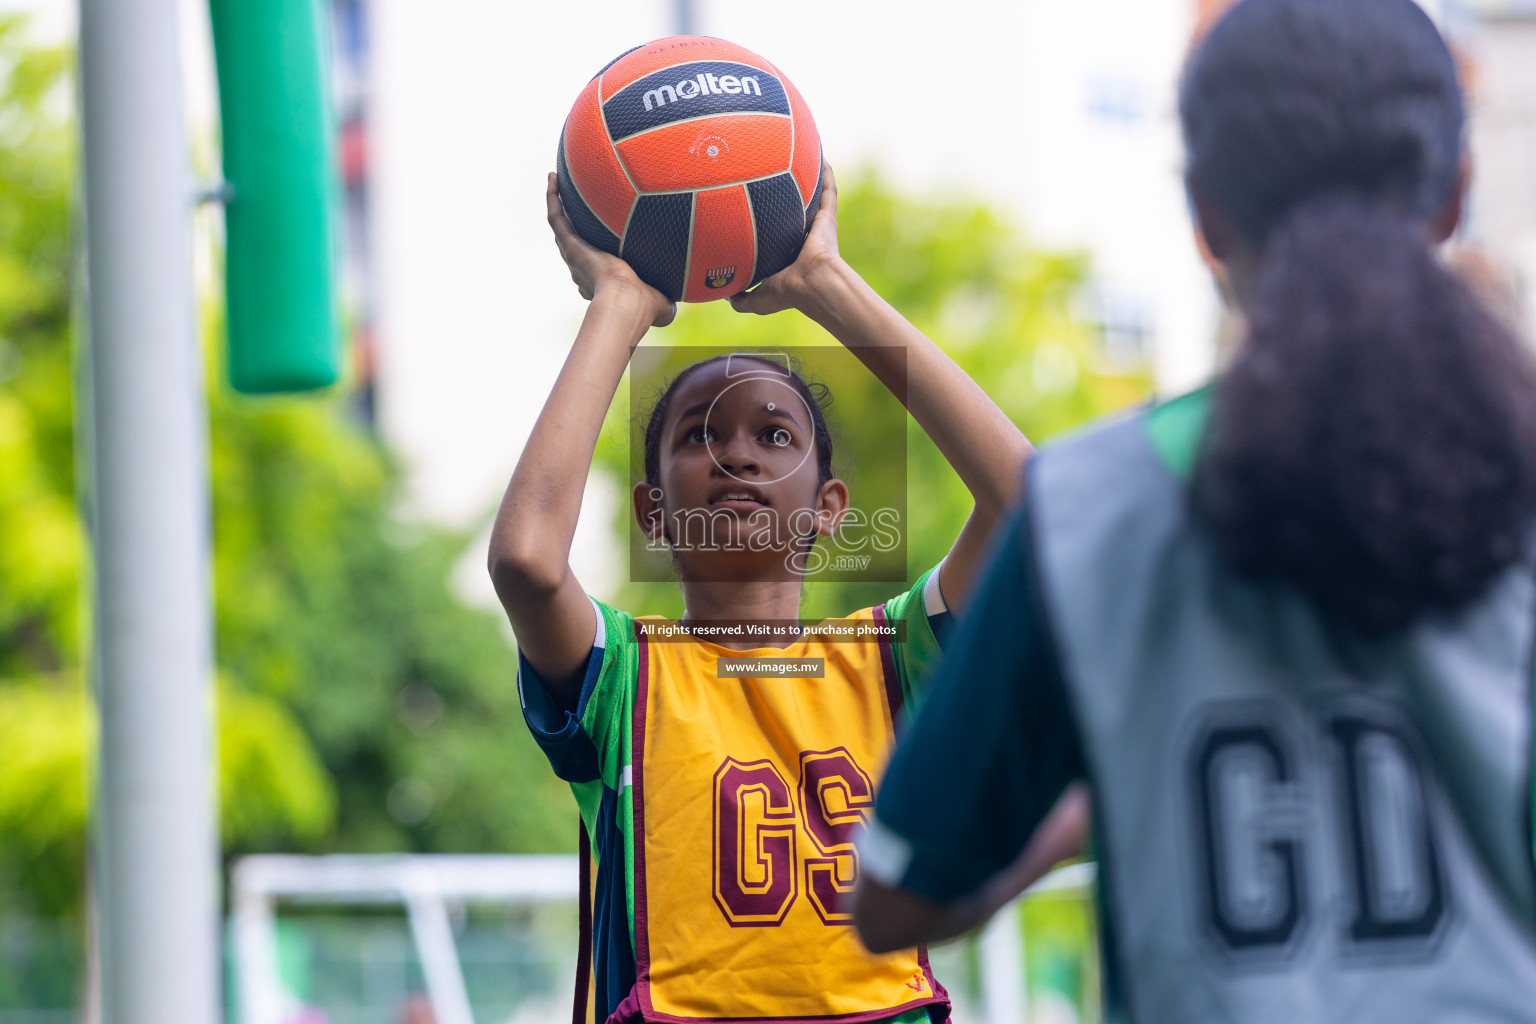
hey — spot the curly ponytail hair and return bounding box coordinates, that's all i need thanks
[1181,0,1536,634]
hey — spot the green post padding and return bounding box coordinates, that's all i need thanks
[210,0,340,394]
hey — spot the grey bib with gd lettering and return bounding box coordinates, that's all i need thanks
[1031,398,1536,1023]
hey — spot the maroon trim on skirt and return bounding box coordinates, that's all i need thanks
[629,623,657,1021]
[875,602,951,1023]
[607,987,644,1023]
[607,993,947,1024]
[873,606,903,720]
[574,819,593,1024]
[917,947,950,1024]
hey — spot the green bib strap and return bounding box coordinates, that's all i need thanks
[1142,385,1212,483]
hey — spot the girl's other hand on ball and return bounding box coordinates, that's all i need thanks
[546,173,675,328]
[730,162,843,318]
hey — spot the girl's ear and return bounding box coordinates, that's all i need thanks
[1187,177,1240,263]
[1430,150,1471,244]
[633,481,667,541]
[813,478,851,538]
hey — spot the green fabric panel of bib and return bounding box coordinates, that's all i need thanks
[1142,385,1212,483]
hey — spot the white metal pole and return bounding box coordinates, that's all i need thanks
[405,866,478,1024]
[231,879,284,1024]
[980,906,1027,1024]
[78,1,218,1022]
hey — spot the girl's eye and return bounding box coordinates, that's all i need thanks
[686,425,715,444]
[765,427,793,448]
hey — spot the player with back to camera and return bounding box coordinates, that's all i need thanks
[488,165,1086,1024]
[852,0,1536,1019]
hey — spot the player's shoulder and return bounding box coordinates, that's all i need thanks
[579,596,646,704]
[567,596,647,740]
[876,562,947,624]
[586,594,640,649]
[1034,384,1212,481]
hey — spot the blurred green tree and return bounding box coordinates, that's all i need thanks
[594,169,1150,619]
[0,20,568,919]
[0,21,98,918]
[204,380,572,862]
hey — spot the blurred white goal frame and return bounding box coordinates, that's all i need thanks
[231,854,1096,1024]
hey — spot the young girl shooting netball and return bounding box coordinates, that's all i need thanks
[487,155,1038,1024]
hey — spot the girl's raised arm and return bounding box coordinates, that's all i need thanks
[487,174,674,711]
[731,165,1031,607]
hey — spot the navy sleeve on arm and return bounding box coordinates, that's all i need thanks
[866,496,1085,902]
[518,646,604,784]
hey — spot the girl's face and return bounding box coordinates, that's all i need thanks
[634,359,848,581]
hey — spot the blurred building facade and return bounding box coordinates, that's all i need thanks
[1462,0,1536,330]
[331,0,378,426]
[1004,0,1536,404]
[1012,0,1220,396]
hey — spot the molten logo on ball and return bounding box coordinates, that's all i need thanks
[643,73,764,112]
[705,266,737,289]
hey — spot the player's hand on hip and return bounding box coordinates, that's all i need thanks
[729,161,843,318]
[547,172,675,327]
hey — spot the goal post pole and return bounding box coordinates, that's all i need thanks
[79,0,219,1021]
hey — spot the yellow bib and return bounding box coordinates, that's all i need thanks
[622,607,947,1023]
